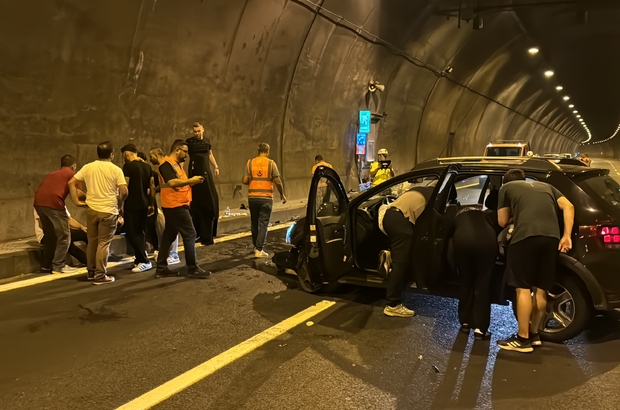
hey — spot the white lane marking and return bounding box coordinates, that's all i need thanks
[116,300,336,410]
[0,222,294,293]
[602,160,620,176]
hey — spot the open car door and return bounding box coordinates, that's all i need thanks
[413,165,459,288]
[297,166,352,292]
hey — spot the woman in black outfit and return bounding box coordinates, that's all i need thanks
[186,122,220,245]
[453,189,500,339]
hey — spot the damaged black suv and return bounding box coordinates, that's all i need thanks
[274,157,620,342]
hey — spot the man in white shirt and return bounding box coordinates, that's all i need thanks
[69,141,128,285]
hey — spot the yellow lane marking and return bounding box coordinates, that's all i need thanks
[0,222,294,294]
[116,300,336,410]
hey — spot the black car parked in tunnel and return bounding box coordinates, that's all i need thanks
[274,157,620,342]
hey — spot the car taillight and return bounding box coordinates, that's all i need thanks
[601,226,620,244]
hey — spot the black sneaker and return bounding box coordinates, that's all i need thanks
[93,275,115,285]
[530,333,542,347]
[460,324,471,334]
[155,268,179,278]
[86,270,96,281]
[497,334,533,353]
[40,267,52,274]
[187,267,211,279]
[474,329,491,340]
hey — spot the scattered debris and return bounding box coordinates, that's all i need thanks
[432,366,440,373]
[279,344,287,347]
[418,355,423,360]
[352,364,356,367]
[306,321,314,326]
[275,295,281,300]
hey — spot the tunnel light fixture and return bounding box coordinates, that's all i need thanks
[576,115,582,118]
[528,47,540,55]
[573,110,578,113]
[569,104,575,108]
[544,70,555,77]
[563,96,570,101]
[556,86,563,91]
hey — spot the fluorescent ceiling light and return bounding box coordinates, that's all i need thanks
[528,47,540,55]
[544,70,554,77]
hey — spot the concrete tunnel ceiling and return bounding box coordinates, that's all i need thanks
[0,0,618,242]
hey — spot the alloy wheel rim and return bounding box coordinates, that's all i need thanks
[543,284,575,333]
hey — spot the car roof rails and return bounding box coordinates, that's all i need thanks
[490,140,529,144]
[435,156,560,170]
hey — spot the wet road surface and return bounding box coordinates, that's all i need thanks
[2,160,620,410]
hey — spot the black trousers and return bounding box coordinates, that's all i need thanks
[191,202,217,245]
[146,208,159,251]
[41,228,88,267]
[453,211,498,332]
[383,209,416,307]
[249,198,273,251]
[125,208,149,264]
[157,206,197,270]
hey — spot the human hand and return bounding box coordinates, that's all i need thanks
[117,216,124,226]
[190,176,205,185]
[214,168,220,177]
[80,226,87,233]
[147,206,155,217]
[76,200,88,207]
[281,195,287,204]
[559,236,572,253]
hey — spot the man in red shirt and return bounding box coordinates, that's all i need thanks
[33,155,79,274]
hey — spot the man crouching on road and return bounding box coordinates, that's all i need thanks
[497,169,574,353]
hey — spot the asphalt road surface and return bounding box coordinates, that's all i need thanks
[2,160,620,410]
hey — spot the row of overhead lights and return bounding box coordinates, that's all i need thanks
[528,47,592,143]
[583,124,620,145]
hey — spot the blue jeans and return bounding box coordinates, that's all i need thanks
[249,198,273,251]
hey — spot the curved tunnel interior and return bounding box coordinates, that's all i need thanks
[1,0,619,241]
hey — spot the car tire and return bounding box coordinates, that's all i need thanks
[540,274,592,343]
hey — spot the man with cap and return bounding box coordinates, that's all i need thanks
[370,148,394,188]
[121,143,156,273]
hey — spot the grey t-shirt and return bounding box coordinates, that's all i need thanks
[498,180,565,244]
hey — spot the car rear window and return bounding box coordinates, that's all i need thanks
[485,147,523,156]
[577,175,620,208]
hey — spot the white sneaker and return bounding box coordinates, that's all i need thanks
[254,249,269,258]
[132,262,153,273]
[53,265,78,274]
[167,254,181,265]
[383,304,415,318]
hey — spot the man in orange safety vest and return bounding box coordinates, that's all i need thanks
[242,143,286,258]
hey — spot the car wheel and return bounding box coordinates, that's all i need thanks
[540,274,592,343]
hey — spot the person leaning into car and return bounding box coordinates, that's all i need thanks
[378,188,427,318]
[496,169,574,353]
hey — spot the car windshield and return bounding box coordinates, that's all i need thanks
[485,147,523,156]
[577,175,620,208]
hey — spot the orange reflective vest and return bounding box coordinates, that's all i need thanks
[247,157,274,198]
[159,157,192,208]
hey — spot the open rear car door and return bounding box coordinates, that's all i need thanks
[296,166,352,292]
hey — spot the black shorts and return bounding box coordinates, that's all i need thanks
[506,236,560,291]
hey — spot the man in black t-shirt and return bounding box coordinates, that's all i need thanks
[121,144,156,273]
[496,169,574,353]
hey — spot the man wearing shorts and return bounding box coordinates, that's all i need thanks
[497,169,574,353]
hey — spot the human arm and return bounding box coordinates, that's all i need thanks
[147,175,156,216]
[209,149,220,176]
[68,177,87,207]
[271,162,286,203]
[242,160,250,185]
[274,176,287,204]
[557,196,575,253]
[159,162,203,188]
[369,162,379,177]
[497,207,511,228]
[69,217,86,232]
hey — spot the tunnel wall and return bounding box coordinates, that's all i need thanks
[0,0,585,241]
